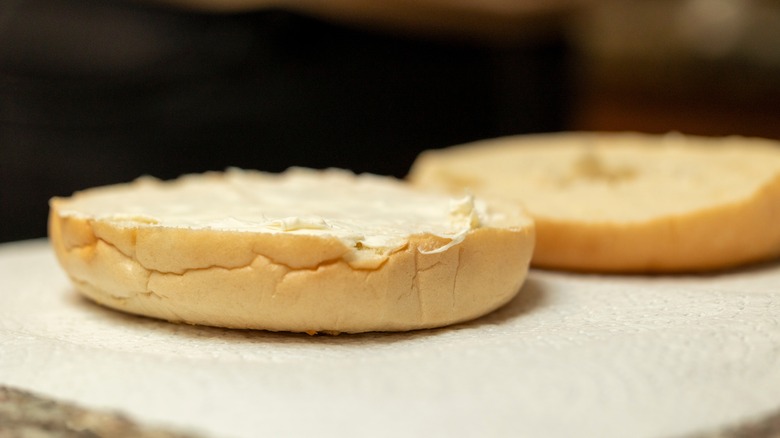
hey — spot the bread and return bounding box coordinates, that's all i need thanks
[48,168,535,333]
[409,132,780,273]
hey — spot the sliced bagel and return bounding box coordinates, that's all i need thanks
[49,168,535,333]
[409,132,780,273]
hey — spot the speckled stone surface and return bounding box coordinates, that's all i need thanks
[0,386,199,437]
[1,240,779,438]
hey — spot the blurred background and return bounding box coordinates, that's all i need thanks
[1,0,779,243]
[571,0,780,138]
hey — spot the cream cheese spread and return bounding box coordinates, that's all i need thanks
[59,168,490,254]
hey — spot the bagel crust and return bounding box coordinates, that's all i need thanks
[409,132,780,273]
[49,168,534,333]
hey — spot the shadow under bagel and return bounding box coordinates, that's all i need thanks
[60,274,548,347]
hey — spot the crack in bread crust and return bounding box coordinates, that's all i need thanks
[52,218,533,333]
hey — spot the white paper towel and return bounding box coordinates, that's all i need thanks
[1,239,779,438]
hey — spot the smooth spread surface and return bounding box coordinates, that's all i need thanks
[55,168,493,254]
[3,240,780,438]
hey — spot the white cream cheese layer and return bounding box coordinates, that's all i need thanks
[58,168,490,254]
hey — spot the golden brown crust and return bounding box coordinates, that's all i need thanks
[48,174,534,333]
[532,174,780,272]
[409,132,780,273]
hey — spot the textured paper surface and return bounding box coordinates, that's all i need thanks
[1,240,779,438]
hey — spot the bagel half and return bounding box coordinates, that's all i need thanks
[49,168,535,333]
[409,132,780,273]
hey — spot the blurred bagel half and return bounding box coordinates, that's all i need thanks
[409,132,780,273]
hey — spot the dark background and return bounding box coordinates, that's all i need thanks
[2,0,779,243]
[0,0,572,243]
